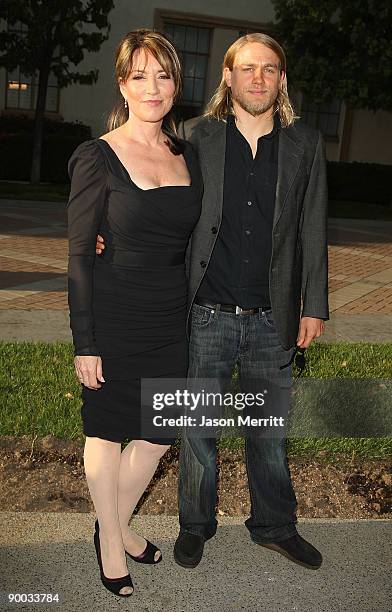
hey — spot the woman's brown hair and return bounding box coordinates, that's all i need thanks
[107,29,184,154]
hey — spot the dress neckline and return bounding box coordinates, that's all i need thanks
[97,138,192,192]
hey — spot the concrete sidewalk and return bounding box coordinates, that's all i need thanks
[1,513,391,612]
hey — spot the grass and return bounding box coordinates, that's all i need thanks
[0,181,69,202]
[221,436,392,458]
[1,341,391,458]
[1,342,80,440]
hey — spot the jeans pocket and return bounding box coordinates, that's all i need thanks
[191,304,215,328]
[260,308,275,328]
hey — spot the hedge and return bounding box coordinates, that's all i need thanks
[0,116,91,183]
[0,115,90,138]
[0,133,91,183]
[327,161,392,206]
[0,117,391,204]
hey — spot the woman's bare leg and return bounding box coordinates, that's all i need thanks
[117,440,170,561]
[84,436,133,595]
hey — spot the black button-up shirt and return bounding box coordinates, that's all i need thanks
[196,113,280,308]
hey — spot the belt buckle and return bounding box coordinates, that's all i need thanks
[235,305,243,315]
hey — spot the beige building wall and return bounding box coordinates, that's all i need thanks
[204,28,243,101]
[324,102,347,162]
[60,0,274,136]
[0,18,7,114]
[347,109,392,165]
[321,105,392,165]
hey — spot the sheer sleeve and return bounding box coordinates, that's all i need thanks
[67,140,107,356]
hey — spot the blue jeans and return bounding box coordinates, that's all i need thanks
[178,303,298,543]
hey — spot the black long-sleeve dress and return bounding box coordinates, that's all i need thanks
[67,138,202,443]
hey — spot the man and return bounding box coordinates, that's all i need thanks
[97,33,328,571]
[174,32,328,571]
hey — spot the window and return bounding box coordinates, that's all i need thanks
[301,97,342,138]
[164,23,211,119]
[6,68,59,112]
[5,21,59,113]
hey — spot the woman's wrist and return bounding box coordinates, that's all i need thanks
[74,347,100,357]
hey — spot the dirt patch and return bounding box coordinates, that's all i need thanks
[1,435,391,519]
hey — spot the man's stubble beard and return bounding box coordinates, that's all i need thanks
[231,87,278,117]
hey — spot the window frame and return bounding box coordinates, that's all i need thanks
[164,22,212,109]
[300,95,342,141]
[155,9,273,120]
[154,9,270,33]
[4,20,60,114]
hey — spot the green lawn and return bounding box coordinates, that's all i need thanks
[221,436,392,458]
[1,342,391,458]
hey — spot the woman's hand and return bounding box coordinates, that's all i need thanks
[96,234,105,255]
[74,355,105,390]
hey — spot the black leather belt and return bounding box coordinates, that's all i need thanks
[195,298,271,315]
[105,249,184,267]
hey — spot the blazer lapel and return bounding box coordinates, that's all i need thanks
[198,120,226,212]
[273,127,304,229]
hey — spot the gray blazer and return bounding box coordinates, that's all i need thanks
[184,116,329,350]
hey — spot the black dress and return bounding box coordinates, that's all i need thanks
[67,138,202,443]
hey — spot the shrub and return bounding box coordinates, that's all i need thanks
[0,115,91,139]
[327,161,392,205]
[0,115,91,182]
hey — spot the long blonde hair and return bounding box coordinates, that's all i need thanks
[107,29,183,152]
[204,33,297,127]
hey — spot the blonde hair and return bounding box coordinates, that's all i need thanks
[107,29,183,151]
[204,33,297,127]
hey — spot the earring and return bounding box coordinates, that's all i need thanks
[124,98,128,109]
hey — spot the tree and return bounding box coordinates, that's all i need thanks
[272,0,392,111]
[0,0,114,183]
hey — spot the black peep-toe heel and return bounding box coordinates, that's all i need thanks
[94,520,134,597]
[125,539,162,564]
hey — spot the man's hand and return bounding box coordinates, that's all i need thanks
[74,355,105,390]
[297,317,325,348]
[95,234,105,255]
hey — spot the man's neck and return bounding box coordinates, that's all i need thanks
[232,102,275,157]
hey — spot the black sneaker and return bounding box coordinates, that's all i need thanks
[174,531,205,568]
[255,534,322,570]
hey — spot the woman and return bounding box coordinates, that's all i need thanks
[67,29,202,597]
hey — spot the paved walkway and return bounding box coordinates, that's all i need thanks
[1,513,391,612]
[0,199,392,341]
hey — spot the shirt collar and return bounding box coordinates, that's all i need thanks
[227,111,281,139]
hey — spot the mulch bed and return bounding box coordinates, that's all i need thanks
[1,435,391,519]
